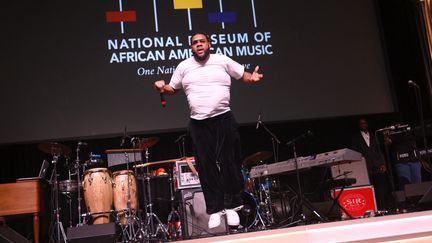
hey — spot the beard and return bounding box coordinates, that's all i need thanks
[193,48,210,61]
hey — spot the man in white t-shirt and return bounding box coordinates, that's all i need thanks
[153,32,263,229]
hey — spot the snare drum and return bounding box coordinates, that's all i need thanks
[83,168,113,224]
[58,180,78,194]
[112,170,138,225]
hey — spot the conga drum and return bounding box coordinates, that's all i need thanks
[83,168,113,224]
[112,170,138,225]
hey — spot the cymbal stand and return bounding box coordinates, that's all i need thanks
[142,146,169,240]
[49,153,67,243]
[175,133,187,157]
[75,142,85,226]
[166,165,182,240]
[120,138,142,242]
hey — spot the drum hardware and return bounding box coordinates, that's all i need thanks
[137,138,170,240]
[257,177,276,227]
[117,136,144,242]
[39,142,71,243]
[164,163,182,240]
[74,141,88,226]
[80,210,116,225]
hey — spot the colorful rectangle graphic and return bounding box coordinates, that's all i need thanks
[106,11,137,23]
[173,0,203,9]
[208,12,237,23]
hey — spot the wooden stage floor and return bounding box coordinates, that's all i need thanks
[184,210,432,243]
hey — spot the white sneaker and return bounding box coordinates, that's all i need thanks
[208,210,224,229]
[225,209,240,226]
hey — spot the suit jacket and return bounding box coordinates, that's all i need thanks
[351,131,385,174]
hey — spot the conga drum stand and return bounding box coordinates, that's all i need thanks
[118,138,143,242]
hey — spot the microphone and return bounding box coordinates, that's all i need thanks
[174,133,187,143]
[77,141,88,146]
[286,130,313,146]
[408,80,420,88]
[377,126,395,132]
[160,93,167,108]
[256,113,261,129]
[131,137,140,144]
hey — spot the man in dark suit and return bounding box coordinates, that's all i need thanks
[351,118,391,210]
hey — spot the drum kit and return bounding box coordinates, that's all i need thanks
[38,136,292,242]
[241,151,292,230]
[38,137,177,242]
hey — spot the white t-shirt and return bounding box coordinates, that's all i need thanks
[169,54,245,120]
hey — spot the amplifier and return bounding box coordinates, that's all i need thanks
[175,160,200,190]
[330,157,370,187]
[178,187,226,239]
[105,149,142,167]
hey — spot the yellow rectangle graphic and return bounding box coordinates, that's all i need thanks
[173,0,203,9]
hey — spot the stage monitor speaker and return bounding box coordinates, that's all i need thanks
[178,187,226,239]
[404,181,432,198]
[0,225,30,243]
[66,223,118,243]
[418,185,432,206]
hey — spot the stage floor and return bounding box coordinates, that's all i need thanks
[185,210,432,242]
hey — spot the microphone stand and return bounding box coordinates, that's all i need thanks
[410,82,431,167]
[256,119,281,162]
[174,133,187,158]
[282,131,328,227]
[256,117,280,225]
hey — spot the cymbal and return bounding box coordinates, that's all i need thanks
[38,142,72,157]
[135,137,160,149]
[243,151,272,167]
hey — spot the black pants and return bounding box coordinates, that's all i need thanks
[371,172,392,210]
[189,111,244,214]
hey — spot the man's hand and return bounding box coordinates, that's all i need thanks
[241,65,264,83]
[250,66,263,82]
[154,80,166,93]
[154,80,176,95]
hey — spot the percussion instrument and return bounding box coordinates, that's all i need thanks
[83,168,113,224]
[239,192,259,228]
[38,142,72,157]
[243,151,272,168]
[112,170,138,225]
[58,180,78,194]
